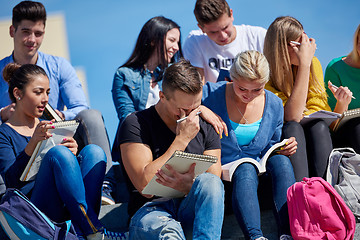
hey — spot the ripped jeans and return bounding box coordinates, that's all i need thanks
[129,173,224,240]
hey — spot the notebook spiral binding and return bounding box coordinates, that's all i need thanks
[173,150,217,163]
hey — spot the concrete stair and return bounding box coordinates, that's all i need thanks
[99,203,360,239]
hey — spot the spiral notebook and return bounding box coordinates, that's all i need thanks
[333,108,360,131]
[142,150,218,198]
[20,120,79,182]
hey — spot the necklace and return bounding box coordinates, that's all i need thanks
[234,103,249,124]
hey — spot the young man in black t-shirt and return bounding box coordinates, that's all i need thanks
[119,59,224,239]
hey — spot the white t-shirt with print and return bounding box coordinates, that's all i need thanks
[183,24,266,83]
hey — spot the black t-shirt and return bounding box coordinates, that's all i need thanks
[119,106,220,216]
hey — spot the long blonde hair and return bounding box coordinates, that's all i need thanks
[263,16,326,99]
[348,24,360,62]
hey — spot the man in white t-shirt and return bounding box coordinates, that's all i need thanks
[183,0,266,83]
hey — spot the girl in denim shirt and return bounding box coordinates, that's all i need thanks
[112,16,182,124]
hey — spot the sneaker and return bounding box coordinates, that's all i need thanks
[104,229,129,240]
[255,237,268,240]
[86,230,129,240]
[101,184,115,205]
[279,235,293,240]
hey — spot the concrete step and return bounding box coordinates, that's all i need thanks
[99,203,360,239]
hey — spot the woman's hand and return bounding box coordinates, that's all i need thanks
[60,137,78,156]
[25,120,54,156]
[198,105,228,138]
[278,137,297,156]
[32,121,55,143]
[290,32,316,68]
[328,81,352,113]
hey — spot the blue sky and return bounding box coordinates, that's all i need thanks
[1,0,359,145]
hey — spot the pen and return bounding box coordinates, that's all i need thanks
[290,41,301,46]
[329,82,356,99]
[290,40,318,49]
[176,111,201,123]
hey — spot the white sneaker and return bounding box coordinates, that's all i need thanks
[280,234,293,240]
[255,237,268,240]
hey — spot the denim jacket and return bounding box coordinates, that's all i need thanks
[202,81,284,165]
[112,66,162,124]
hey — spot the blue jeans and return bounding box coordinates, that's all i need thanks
[30,144,106,237]
[231,155,295,240]
[129,173,224,240]
[74,109,112,173]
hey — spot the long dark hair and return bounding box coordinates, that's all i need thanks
[122,16,182,73]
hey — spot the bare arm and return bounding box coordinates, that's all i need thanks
[204,148,222,177]
[198,105,228,138]
[327,80,353,129]
[24,120,54,156]
[284,33,316,122]
[327,81,352,114]
[121,109,201,196]
[0,103,16,123]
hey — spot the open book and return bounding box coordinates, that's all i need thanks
[142,150,218,198]
[41,103,62,122]
[222,139,289,182]
[20,120,79,182]
[333,108,360,131]
[300,110,341,126]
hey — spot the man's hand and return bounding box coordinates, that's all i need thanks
[155,163,196,194]
[55,109,65,120]
[0,103,16,122]
[176,108,201,144]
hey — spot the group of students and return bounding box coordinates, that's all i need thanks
[0,0,359,240]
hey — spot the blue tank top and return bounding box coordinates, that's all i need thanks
[230,118,262,146]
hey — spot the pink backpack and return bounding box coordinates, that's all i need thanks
[287,177,356,240]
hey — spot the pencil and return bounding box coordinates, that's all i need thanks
[176,111,201,123]
[330,82,356,99]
